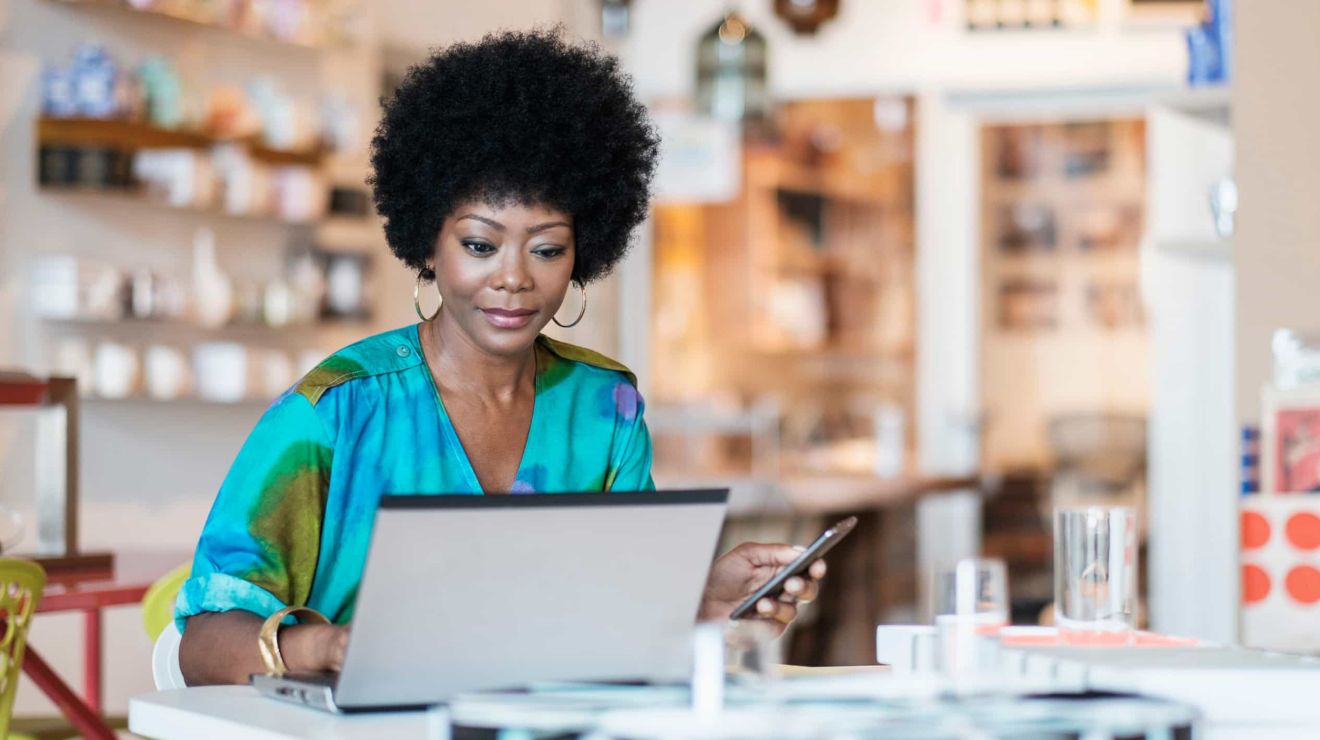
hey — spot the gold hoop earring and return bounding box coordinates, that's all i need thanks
[414,273,442,322]
[552,283,588,328]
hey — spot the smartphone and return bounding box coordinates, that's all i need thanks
[728,515,858,620]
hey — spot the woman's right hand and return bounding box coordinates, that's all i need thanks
[282,623,350,674]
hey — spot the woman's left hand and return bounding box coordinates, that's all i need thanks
[697,542,827,636]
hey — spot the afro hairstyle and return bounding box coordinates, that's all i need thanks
[369,28,660,285]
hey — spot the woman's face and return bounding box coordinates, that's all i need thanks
[431,199,575,356]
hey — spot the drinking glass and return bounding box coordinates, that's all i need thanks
[1054,506,1137,645]
[723,619,780,685]
[931,557,1008,675]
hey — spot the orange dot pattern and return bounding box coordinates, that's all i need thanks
[1242,511,1271,550]
[1287,565,1320,605]
[1242,564,1271,604]
[1286,512,1320,551]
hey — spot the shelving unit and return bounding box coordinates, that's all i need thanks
[41,316,369,341]
[36,116,332,223]
[49,0,358,49]
[649,96,918,492]
[37,117,326,166]
[27,2,382,420]
[40,186,322,225]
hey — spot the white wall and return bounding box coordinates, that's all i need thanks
[1233,0,1320,423]
[373,0,567,57]
[625,0,1184,100]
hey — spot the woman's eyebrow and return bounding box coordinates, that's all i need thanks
[456,214,569,234]
[527,220,571,234]
[457,213,504,230]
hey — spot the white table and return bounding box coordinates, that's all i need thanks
[128,686,447,740]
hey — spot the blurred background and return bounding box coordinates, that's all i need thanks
[5,0,1307,727]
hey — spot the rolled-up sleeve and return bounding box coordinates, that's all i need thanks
[176,391,333,632]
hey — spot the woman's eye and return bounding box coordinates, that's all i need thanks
[534,246,567,259]
[462,240,496,255]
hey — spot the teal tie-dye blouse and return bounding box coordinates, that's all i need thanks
[176,324,654,630]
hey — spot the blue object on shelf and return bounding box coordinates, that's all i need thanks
[71,44,119,118]
[41,64,77,117]
[1187,0,1232,86]
[1241,422,1259,496]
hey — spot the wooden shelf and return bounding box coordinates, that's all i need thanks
[41,185,322,225]
[50,0,354,50]
[37,117,325,167]
[42,317,371,345]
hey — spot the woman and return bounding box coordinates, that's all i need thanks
[177,29,827,686]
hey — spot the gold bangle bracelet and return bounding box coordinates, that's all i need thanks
[257,606,330,677]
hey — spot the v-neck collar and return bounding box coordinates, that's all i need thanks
[412,323,544,494]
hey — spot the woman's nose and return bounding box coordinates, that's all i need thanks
[492,251,533,292]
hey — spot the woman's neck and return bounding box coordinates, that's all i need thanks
[423,313,536,404]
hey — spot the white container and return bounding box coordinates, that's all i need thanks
[192,342,247,403]
[93,342,138,399]
[143,345,190,401]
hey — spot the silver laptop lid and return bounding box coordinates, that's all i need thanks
[335,490,728,709]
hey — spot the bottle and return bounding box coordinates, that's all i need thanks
[191,228,234,329]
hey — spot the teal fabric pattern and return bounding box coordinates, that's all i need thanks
[176,324,654,630]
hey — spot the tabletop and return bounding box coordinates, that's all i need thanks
[129,686,447,740]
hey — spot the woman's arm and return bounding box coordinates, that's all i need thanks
[179,611,347,686]
[176,392,337,684]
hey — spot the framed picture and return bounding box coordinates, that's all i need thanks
[996,203,1057,253]
[1077,204,1143,252]
[997,277,1058,330]
[993,125,1047,180]
[1061,121,1112,179]
[1261,386,1320,494]
[1085,280,1144,329]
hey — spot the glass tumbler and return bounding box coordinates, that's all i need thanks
[931,557,1009,675]
[1054,506,1137,645]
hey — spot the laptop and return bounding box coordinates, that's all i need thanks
[253,489,729,712]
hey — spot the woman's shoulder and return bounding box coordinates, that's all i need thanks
[292,324,425,406]
[537,335,637,388]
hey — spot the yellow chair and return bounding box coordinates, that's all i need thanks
[0,558,46,739]
[141,563,190,690]
[141,563,189,643]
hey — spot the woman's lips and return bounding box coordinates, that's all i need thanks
[480,307,537,329]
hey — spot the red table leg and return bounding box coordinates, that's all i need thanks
[20,644,116,740]
[83,608,101,713]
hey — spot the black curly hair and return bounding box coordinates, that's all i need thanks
[369,28,660,286]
